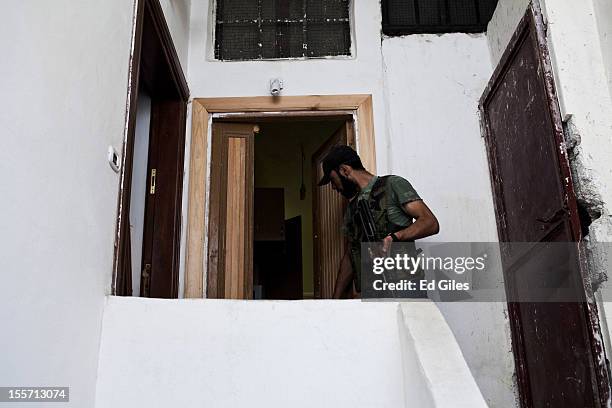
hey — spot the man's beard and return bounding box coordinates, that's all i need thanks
[339,174,358,199]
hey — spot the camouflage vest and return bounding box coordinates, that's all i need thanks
[345,176,409,291]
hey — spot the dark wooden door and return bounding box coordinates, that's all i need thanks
[140,99,186,298]
[480,4,607,407]
[312,121,354,299]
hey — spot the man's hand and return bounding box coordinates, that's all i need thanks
[382,235,393,252]
[332,245,353,299]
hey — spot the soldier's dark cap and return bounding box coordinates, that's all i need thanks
[317,145,362,186]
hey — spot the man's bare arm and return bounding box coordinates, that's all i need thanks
[332,245,353,299]
[392,200,440,242]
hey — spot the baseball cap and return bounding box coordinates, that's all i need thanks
[317,145,362,186]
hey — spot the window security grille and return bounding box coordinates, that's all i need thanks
[382,0,498,35]
[214,0,351,60]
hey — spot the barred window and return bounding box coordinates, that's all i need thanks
[214,0,352,61]
[382,0,498,35]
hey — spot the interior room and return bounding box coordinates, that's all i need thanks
[252,119,346,299]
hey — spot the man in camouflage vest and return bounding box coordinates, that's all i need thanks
[317,145,440,298]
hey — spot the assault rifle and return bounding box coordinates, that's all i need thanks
[355,199,398,298]
[355,198,424,299]
[356,199,380,242]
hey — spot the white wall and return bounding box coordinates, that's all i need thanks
[160,0,192,73]
[382,34,499,243]
[95,298,406,407]
[593,0,612,101]
[129,92,152,297]
[0,0,135,406]
[486,0,531,66]
[95,297,487,408]
[381,33,517,407]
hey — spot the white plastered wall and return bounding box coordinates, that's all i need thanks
[0,0,136,406]
[184,1,516,406]
[160,0,192,71]
[593,0,612,99]
[486,0,531,67]
[95,297,487,408]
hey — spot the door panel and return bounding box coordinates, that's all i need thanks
[480,5,604,407]
[312,121,354,298]
[141,98,186,298]
[207,123,255,299]
[225,137,247,299]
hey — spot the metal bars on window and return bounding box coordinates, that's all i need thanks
[381,0,498,35]
[214,0,351,60]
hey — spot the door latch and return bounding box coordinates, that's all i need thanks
[149,169,156,194]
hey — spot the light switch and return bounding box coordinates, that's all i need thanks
[108,146,121,173]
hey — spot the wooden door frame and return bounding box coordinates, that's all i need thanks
[112,0,189,296]
[185,95,376,298]
[479,2,609,405]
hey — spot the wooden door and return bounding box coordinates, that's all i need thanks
[207,123,255,299]
[312,121,355,299]
[480,4,607,406]
[140,99,186,298]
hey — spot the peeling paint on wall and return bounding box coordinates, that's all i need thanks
[564,118,610,289]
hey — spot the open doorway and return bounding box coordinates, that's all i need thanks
[207,116,356,300]
[185,95,376,298]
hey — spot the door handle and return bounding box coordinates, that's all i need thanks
[149,169,157,194]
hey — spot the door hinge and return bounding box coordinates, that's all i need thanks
[150,169,156,194]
